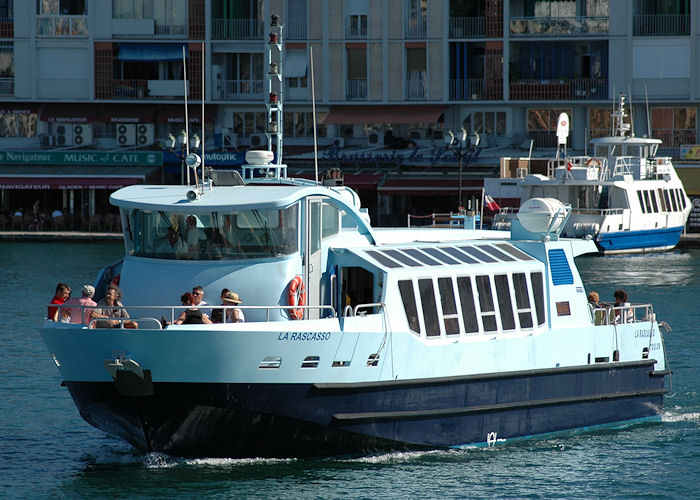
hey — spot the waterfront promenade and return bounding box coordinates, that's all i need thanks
[2,231,700,248]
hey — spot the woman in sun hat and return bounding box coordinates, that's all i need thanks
[223,291,245,323]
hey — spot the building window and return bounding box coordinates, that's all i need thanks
[346,47,367,100]
[0,110,37,138]
[347,14,367,38]
[37,0,88,36]
[406,47,426,100]
[651,108,696,147]
[528,108,572,148]
[233,111,267,137]
[464,111,506,136]
[0,0,13,19]
[0,41,13,96]
[283,112,327,139]
[406,0,427,38]
[589,107,611,139]
[113,0,152,18]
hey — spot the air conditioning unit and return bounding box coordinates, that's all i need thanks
[54,123,73,146]
[135,123,155,146]
[116,123,136,146]
[249,133,267,148]
[223,132,238,149]
[72,124,93,146]
[39,134,55,148]
[332,137,345,148]
[367,132,384,147]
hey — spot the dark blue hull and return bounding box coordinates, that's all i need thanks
[596,226,683,253]
[64,360,666,458]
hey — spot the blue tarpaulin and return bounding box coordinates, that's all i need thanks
[118,44,187,62]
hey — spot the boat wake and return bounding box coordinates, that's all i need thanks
[660,410,700,423]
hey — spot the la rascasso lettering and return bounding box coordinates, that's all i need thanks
[277,331,332,341]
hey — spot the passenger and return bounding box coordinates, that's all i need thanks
[223,291,245,323]
[210,288,230,323]
[48,282,71,321]
[64,284,97,326]
[156,227,187,258]
[174,292,212,325]
[184,215,205,258]
[588,291,605,325]
[613,289,632,323]
[587,291,601,308]
[93,285,138,329]
[192,286,211,316]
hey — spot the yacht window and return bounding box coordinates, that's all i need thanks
[398,280,420,334]
[440,246,478,264]
[530,272,545,326]
[663,190,673,212]
[423,248,459,265]
[459,246,496,263]
[321,202,340,239]
[382,249,422,267]
[649,190,659,212]
[310,201,321,254]
[642,191,652,213]
[419,278,440,337]
[478,245,515,262]
[366,250,402,268]
[457,276,479,333]
[494,275,515,331]
[669,189,679,212]
[475,275,497,332]
[677,189,686,209]
[403,248,441,266]
[637,191,647,213]
[513,273,533,329]
[556,301,571,316]
[438,277,460,335]
[495,243,534,261]
[123,204,299,260]
[657,189,668,212]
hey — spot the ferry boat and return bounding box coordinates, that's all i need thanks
[485,95,691,254]
[39,161,670,458]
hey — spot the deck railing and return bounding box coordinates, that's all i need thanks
[591,303,653,326]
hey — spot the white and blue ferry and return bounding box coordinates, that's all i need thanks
[486,95,691,254]
[40,157,670,458]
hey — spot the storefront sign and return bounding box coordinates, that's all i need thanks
[680,145,700,160]
[0,151,163,166]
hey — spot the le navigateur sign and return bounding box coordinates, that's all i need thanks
[0,150,163,166]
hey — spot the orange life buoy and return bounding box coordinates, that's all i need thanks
[287,276,306,320]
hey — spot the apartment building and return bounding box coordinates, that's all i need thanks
[0,0,698,227]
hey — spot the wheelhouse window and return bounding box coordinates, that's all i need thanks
[438,277,460,335]
[475,275,497,331]
[512,273,534,329]
[123,204,299,260]
[494,274,515,331]
[457,276,479,333]
[398,279,420,334]
[530,271,546,326]
[419,278,440,337]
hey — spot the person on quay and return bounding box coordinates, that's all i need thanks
[63,284,97,326]
[93,285,138,328]
[48,282,71,321]
[222,291,245,323]
[174,292,212,325]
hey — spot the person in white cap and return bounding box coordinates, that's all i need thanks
[64,284,97,326]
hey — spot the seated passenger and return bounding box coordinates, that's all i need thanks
[156,227,187,258]
[93,285,138,329]
[613,289,633,324]
[184,215,205,258]
[174,292,212,325]
[222,291,245,323]
[211,288,230,323]
[64,284,97,326]
[587,291,605,325]
[48,282,71,321]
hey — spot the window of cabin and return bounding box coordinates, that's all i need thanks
[657,189,668,212]
[637,191,647,213]
[321,202,340,239]
[457,276,479,333]
[530,271,545,326]
[494,275,515,331]
[419,278,440,337]
[475,275,497,331]
[669,189,679,212]
[438,277,460,335]
[512,273,534,329]
[649,190,659,212]
[398,280,420,334]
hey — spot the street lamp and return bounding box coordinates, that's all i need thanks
[444,128,480,209]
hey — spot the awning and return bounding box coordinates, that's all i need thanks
[118,43,187,62]
[0,103,39,115]
[285,50,308,78]
[0,165,160,190]
[343,173,381,189]
[322,105,446,125]
[156,105,215,124]
[378,178,483,196]
[98,104,157,123]
[41,104,97,123]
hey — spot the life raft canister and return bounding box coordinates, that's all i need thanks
[287,276,306,320]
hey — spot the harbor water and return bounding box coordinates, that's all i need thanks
[2,241,699,499]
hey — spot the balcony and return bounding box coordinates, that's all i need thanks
[405,18,427,38]
[346,18,367,39]
[449,17,485,38]
[110,80,187,100]
[633,14,690,36]
[36,15,88,37]
[0,77,14,95]
[406,79,426,100]
[214,79,264,101]
[510,16,608,36]
[450,79,485,100]
[154,21,187,37]
[346,79,367,100]
[509,79,608,100]
[211,18,264,40]
[286,18,307,40]
[0,18,13,38]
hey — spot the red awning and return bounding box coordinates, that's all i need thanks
[40,104,97,123]
[322,105,446,125]
[378,178,483,196]
[0,177,143,189]
[342,173,381,189]
[98,104,157,123]
[0,103,39,114]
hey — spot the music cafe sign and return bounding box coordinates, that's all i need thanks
[0,151,163,166]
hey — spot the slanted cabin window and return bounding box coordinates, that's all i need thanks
[494,274,515,331]
[398,280,420,334]
[530,271,545,326]
[637,191,646,213]
[475,275,497,332]
[438,277,460,335]
[321,202,340,239]
[419,278,441,337]
[512,273,534,329]
[123,204,299,260]
[457,276,479,333]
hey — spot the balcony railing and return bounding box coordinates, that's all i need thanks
[510,16,608,35]
[109,80,183,100]
[286,18,307,39]
[509,79,608,100]
[450,79,485,100]
[406,79,426,100]
[0,77,14,95]
[211,18,264,40]
[154,22,187,37]
[405,18,427,38]
[652,128,696,148]
[449,17,485,38]
[633,14,690,36]
[346,19,368,39]
[346,79,367,100]
[36,15,88,37]
[0,18,13,38]
[215,79,264,101]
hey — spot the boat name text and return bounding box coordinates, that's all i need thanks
[277,331,332,341]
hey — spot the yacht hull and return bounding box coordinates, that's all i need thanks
[596,226,684,254]
[65,360,665,458]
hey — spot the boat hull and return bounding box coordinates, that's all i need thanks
[64,360,665,458]
[596,226,684,254]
